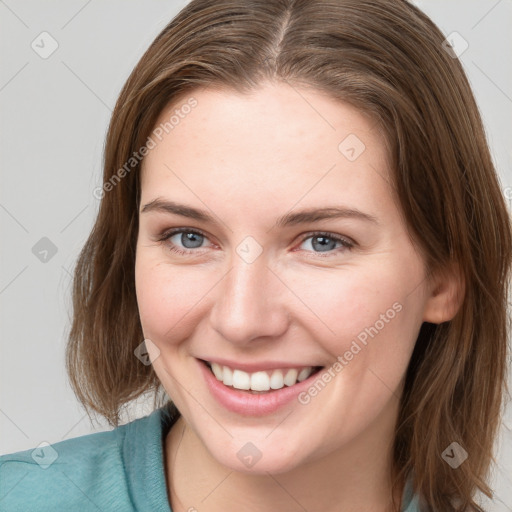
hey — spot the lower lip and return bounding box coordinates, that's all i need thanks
[198,359,321,416]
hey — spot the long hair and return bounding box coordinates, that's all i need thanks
[65,1,512,510]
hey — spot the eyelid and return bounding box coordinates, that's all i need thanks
[156,227,356,255]
[156,227,216,254]
[298,231,355,248]
[156,226,210,243]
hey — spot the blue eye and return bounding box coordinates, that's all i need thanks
[171,231,205,249]
[158,228,212,255]
[157,229,354,257]
[298,232,354,255]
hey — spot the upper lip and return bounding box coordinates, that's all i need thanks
[200,357,323,373]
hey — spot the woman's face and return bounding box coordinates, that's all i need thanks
[135,82,435,473]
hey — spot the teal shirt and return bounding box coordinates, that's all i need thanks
[0,403,421,511]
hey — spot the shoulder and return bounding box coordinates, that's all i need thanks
[0,423,128,512]
[401,475,423,512]
[0,406,172,512]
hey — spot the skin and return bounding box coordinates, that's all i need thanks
[135,81,461,512]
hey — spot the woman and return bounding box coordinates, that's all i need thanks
[1,0,510,510]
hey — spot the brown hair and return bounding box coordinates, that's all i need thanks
[65,0,512,509]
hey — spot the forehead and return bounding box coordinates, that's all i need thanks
[140,82,393,217]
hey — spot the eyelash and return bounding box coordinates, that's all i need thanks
[156,228,355,257]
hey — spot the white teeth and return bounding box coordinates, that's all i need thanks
[283,369,298,386]
[211,362,223,380]
[223,366,233,386]
[208,362,315,392]
[297,367,311,382]
[269,370,284,389]
[250,371,270,391]
[232,369,251,390]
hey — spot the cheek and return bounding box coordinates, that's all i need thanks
[290,256,425,364]
[135,255,211,344]
[286,263,424,444]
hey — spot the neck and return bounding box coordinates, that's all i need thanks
[164,403,404,512]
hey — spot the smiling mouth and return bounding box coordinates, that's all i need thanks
[201,360,323,394]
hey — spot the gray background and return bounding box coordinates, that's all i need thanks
[1,0,511,509]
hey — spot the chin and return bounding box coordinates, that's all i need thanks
[204,435,312,475]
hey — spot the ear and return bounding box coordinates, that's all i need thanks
[422,262,465,324]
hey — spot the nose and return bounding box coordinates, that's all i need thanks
[208,250,290,346]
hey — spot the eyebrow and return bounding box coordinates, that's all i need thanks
[140,198,379,227]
